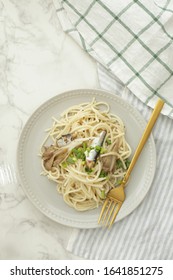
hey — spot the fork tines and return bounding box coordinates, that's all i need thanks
[98,198,122,228]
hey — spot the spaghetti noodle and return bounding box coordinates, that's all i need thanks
[40,99,131,211]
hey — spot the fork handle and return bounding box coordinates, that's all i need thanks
[122,98,164,186]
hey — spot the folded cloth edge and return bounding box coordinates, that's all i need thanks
[53,0,173,119]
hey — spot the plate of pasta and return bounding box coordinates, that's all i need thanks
[17,89,156,228]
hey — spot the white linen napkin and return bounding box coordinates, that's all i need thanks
[53,0,173,118]
[52,0,173,259]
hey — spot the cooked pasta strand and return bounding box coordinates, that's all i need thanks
[40,99,131,211]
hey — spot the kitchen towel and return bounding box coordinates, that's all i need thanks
[53,0,173,118]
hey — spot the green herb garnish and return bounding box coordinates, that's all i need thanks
[99,170,108,178]
[61,162,68,168]
[116,159,124,169]
[125,159,131,169]
[66,157,76,164]
[106,138,111,145]
[82,142,87,151]
[100,190,106,199]
[85,167,93,173]
[115,179,123,186]
[95,145,101,152]
[100,147,107,154]
[71,147,86,161]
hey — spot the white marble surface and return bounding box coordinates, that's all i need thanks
[0,0,99,260]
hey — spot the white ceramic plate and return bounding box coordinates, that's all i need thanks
[17,89,156,228]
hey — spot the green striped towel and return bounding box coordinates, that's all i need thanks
[53,0,173,118]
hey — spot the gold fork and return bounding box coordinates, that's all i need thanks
[98,98,164,228]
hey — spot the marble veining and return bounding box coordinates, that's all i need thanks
[0,0,98,259]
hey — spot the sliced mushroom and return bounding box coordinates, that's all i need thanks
[42,146,68,171]
[52,148,69,166]
[100,139,120,173]
[42,138,84,171]
[42,145,57,160]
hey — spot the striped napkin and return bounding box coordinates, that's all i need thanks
[66,64,173,259]
[53,0,173,118]
[52,1,173,259]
